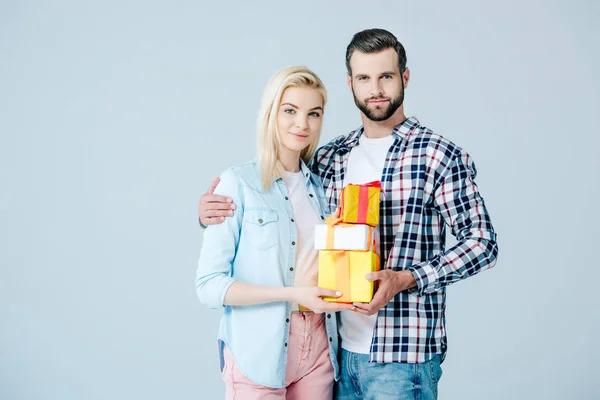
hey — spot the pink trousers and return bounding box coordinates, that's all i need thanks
[221,311,334,400]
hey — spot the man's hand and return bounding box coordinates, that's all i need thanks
[198,177,237,227]
[351,270,417,316]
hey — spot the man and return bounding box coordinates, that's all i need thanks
[198,28,498,400]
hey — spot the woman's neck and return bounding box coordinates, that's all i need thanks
[279,148,301,173]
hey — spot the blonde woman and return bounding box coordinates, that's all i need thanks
[196,66,352,400]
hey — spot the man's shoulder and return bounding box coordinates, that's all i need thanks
[407,121,463,156]
[317,130,357,153]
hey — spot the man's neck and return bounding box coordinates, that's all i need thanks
[361,106,407,139]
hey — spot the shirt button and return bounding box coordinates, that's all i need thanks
[286,318,290,323]
[285,196,289,200]
[327,314,331,318]
[292,241,296,245]
[309,194,313,197]
[329,337,333,342]
[290,267,294,271]
[285,343,288,347]
[258,219,263,223]
[320,215,324,220]
[291,218,295,222]
[305,173,309,177]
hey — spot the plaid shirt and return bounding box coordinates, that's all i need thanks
[310,116,498,363]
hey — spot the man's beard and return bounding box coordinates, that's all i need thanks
[353,81,404,122]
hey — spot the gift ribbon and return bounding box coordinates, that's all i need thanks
[357,185,368,224]
[326,251,351,303]
[340,181,382,224]
[358,181,382,224]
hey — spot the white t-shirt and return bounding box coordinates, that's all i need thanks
[281,170,321,310]
[339,133,395,354]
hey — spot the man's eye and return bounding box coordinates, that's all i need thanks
[382,75,392,79]
[358,77,367,81]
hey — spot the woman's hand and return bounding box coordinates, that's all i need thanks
[291,287,354,313]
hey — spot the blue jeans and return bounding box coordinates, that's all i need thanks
[335,349,443,400]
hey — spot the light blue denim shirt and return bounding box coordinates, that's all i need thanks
[196,158,338,389]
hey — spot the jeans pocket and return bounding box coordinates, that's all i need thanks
[429,355,443,398]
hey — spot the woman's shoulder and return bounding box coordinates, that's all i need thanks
[215,160,261,196]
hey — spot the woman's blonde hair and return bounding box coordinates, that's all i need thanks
[256,66,327,189]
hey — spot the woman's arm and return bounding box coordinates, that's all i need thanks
[195,169,242,308]
[196,169,353,313]
[223,282,353,313]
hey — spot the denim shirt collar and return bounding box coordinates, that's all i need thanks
[252,157,317,190]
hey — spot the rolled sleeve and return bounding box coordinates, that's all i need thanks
[408,261,440,296]
[408,150,498,296]
[195,168,243,308]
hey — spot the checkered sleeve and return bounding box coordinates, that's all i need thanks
[408,150,498,296]
[309,136,344,179]
[309,146,326,177]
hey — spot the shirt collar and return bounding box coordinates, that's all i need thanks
[253,157,314,185]
[340,116,420,149]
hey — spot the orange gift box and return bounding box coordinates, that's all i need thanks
[318,249,380,303]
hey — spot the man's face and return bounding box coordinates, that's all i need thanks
[347,48,408,122]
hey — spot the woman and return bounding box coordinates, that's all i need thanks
[196,66,352,400]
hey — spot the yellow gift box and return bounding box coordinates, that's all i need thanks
[318,249,380,303]
[340,182,381,227]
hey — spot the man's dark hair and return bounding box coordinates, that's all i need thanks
[345,28,407,76]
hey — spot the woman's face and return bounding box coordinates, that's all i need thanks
[276,86,323,155]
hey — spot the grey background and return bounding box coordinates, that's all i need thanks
[1,0,598,399]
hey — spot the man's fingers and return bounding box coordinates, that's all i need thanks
[352,302,371,311]
[201,193,233,205]
[201,216,225,226]
[365,270,384,281]
[322,302,354,312]
[202,209,234,218]
[201,202,236,211]
[351,302,377,315]
[351,307,373,315]
[207,177,220,194]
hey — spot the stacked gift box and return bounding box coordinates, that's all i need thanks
[314,181,382,303]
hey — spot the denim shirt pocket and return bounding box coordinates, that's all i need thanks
[242,208,279,250]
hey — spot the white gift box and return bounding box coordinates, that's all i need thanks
[314,224,373,251]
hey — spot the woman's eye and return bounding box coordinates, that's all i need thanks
[284,108,295,114]
[309,112,321,117]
